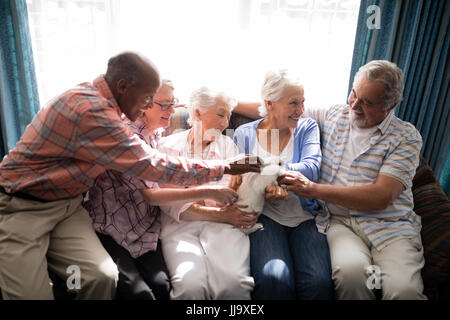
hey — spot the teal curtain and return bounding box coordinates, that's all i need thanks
[349,0,450,196]
[441,150,450,196]
[0,0,40,158]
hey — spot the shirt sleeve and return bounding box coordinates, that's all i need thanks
[115,171,157,190]
[74,103,224,186]
[158,135,237,222]
[379,127,423,189]
[159,201,192,222]
[118,117,156,188]
[302,105,329,130]
[285,119,322,182]
[233,125,249,154]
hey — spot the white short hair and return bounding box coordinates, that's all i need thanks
[259,69,303,117]
[160,78,174,90]
[187,87,236,126]
[353,60,404,110]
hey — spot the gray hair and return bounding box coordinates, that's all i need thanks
[187,87,236,126]
[353,60,404,110]
[259,69,303,117]
[105,51,159,87]
[161,78,174,90]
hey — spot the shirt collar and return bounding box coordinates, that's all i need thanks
[93,75,121,117]
[132,118,165,139]
[377,109,395,135]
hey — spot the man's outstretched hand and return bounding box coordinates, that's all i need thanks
[277,171,315,198]
[224,154,262,175]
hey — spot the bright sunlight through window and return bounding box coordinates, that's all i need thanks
[26,0,360,109]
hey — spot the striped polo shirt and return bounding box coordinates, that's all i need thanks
[304,104,423,250]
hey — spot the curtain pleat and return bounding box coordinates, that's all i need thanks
[349,0,450,196]
[0,0,40,157]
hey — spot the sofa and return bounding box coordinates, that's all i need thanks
[411,155,450,299]
[1,111,449,300]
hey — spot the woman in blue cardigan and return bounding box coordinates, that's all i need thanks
[233,70,333,300]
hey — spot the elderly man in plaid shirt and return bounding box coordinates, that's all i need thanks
[0,52,259,300]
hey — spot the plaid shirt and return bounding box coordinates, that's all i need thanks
[0,75,224,200]
[84,118,163,258]
[305,105,423,250]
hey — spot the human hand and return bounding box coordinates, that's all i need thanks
[224,154,262,175]
[219,204,258,228]
[228,175,243,191]
[277,171,315,198]
[265,185,288,200]
[198,185,238,206]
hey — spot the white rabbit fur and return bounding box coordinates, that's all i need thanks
[235,157,286,234]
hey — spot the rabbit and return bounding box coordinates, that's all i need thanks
[235,157,286,234]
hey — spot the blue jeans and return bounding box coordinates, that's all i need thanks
[250,215,333,300]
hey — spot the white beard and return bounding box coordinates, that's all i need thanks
[235,157,286,234]
[350,111,367,128]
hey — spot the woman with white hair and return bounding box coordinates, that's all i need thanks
[158,87,257,300]
[84,81,240,300]
[232,70,333,299]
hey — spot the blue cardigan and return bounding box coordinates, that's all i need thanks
[233,117,322,216]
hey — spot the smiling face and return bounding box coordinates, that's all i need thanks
[348,78,392,128]
[143,84,175,131]
[195,97,232,135]
[117,73,160,122]
[265,85,304,130]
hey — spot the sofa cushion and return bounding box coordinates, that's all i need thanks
[164,107,190,136]
[412,156,450,299]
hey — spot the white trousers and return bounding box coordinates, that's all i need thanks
[160,217,254,300]
[327,215,427,300]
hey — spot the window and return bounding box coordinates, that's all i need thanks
[26,0,360,108]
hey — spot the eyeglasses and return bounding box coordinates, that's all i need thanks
[154,98,179,111]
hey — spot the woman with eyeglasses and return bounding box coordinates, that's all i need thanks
[157,86,258,300]
[83,80,240,300]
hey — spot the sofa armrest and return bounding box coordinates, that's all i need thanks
[412,156,450,299]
